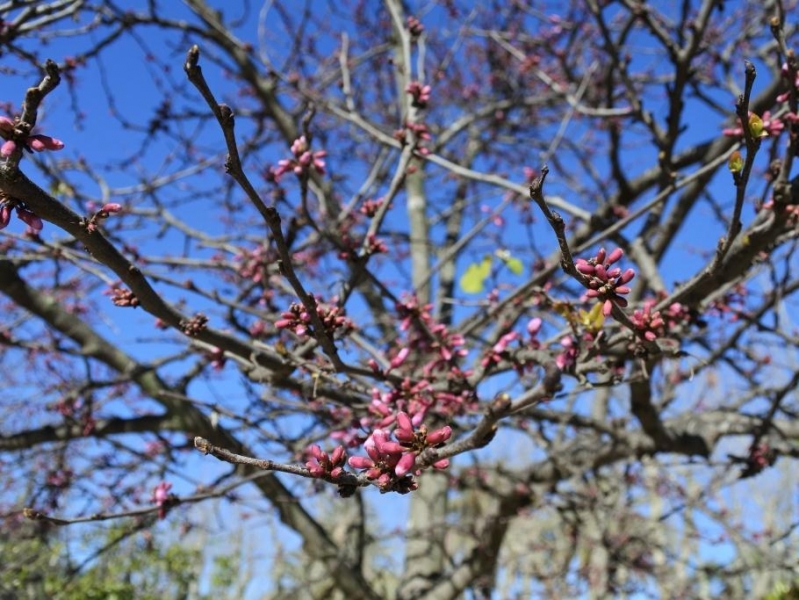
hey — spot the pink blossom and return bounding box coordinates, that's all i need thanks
[0,116,14,134]
[273,136,327,180]
[576,247,634,316]
[305,444,347,478]
[16,207,43,232]
[556,336,577,371]
[406,81,432,108]
[27,134,64,151]
[0,204,11,229]
[1,140,16,156]
[395,452,416,477]
[152,481,173,520]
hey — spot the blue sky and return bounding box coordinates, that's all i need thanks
[2,1,798,597]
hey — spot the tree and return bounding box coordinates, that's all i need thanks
[1,0,799,597]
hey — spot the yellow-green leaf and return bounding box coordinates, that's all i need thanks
[728,151,743,174]
[460,256,492,294]
[495,249,524,275]
[577,302,605,332]
[505,257,523,274]
[748,113,767,138]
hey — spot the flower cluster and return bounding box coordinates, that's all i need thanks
[778,61,799,103]
[630,298,691,341]
[359,197,385,217]
[151,481,174,520]
[275,298,354,338]
[575,247,635,316]
[181,313,208,336]
[392,298,470,380]
[272,135,327,181]
[406,81,432,109]
[394,121,432,156]
[0,116,64,157]
[556,335,578,370]
[207,346,226,370]
[347,414,451,492]
[305,444,347,479]
[407,15,424,38]
[105,284,139,308]
[741,441,777,478]
[481,331,520,369]
[234,244,275,285]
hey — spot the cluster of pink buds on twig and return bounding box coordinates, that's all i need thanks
[481,331,520,369]
[348,413,451,493]
[0,116,65,157]
[575,247,635,316]
[407,15,424,38]
[151,481,175,520]
[394,122,432,156]
[275,299,354,338]
[630,301,666,341]
[181,313,208,336]
[359,197,385,217]
[305,444,347,479]
[105,284,139,308]
[777,61,799,103]
[272,135,327,181]
[406,81,432,109]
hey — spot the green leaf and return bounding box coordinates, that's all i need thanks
[495,249,524,275]
[505,257,524,274]
[460,256,492,294]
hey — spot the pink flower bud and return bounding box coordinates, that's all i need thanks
[426,426,452,446]
[390,347,411,370]
[433,458,450,470]
[575,260,595,275]
[594,264,608,281]
[0,116,14,134]
[0,205,10,229]
[394,428,415,443]
[1,140,16,156]
[607,247,623,265]
[527,317,542,335]
[371,429,389,447]
[395,452,416,477]
[348,456,375,470]
[615,286,631,295]
[28,134,64,151]
[331,445,346,466]
[603,299,614,316]
[307,444,325,462]
[291,136,307,155]
[17,208,43,231]
[378,441,405,455]
[595,247,606,264]
[396,411,413,434]
[619,268,636,284]
[306,463,325,477]
[101,203,122,213]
